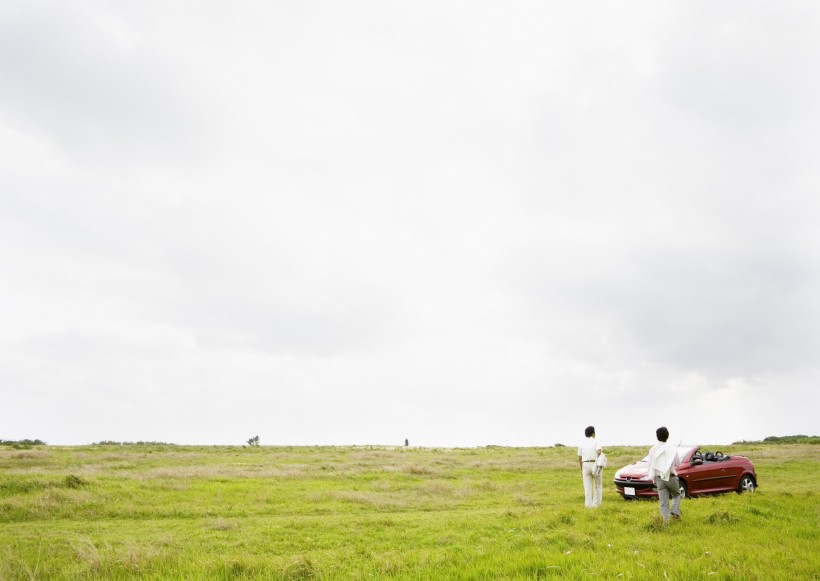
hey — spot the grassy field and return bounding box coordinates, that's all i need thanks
[0,443,817,580]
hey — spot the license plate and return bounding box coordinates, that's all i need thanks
[625,487,636,496]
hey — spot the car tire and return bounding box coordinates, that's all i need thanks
[678,480,687,499]
[738,475,756,494]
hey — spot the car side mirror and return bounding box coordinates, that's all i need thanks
[691,458,703,466]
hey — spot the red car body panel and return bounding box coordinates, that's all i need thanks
[613,445,758,499]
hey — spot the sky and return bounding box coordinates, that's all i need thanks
[1,1,819,448]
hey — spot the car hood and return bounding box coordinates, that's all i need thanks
[614,460,651,480]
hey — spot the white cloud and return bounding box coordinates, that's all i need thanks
[1,1,818,447]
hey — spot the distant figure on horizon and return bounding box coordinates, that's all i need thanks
[578,426,603,508]
[404,439,409,447]
[647,426,682,523]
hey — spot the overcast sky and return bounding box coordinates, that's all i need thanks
[2,1,818,448]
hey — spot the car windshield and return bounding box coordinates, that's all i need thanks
[639,445,696,463]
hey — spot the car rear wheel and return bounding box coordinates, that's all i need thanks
[738,475,756,494]
[678,480,687,499]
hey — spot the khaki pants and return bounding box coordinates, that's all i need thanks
[655,475,681,521]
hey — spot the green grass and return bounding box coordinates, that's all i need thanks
[0,444,817,579]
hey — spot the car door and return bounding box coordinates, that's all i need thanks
[687,452,734,493]
[718,459,745,491]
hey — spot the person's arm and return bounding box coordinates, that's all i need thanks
[647,444,657,478]
[595,444,603,475]
[672,449,681,472]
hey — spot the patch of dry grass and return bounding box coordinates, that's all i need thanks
[208,517,238,531]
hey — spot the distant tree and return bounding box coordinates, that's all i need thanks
[247,435,260,446]
[0,439,46,447]
[732,435,819,445]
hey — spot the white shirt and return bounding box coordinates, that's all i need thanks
[578,437,602,462]
[648,442,680,481]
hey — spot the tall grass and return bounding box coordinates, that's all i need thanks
[0,444,817,579]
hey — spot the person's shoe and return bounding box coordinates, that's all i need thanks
[671,514,681,520]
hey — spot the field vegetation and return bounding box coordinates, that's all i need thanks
[0,442,817,579]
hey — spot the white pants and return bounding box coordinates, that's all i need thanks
[582,463,602,508]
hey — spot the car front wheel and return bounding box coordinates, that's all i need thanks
[738,475,756,494]
[678,480,687,499]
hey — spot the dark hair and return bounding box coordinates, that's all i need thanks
[585,426,595,438]
[656,427,669,442]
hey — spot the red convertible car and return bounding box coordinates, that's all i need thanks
[613,445,757,499]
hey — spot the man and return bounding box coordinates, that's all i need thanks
[647,426,682,522]
[577,426,603,508]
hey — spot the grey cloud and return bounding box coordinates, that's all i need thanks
[654,4,820,134]
[0,4,205,167]
[622,249,819,376]
[504,229,820,378]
